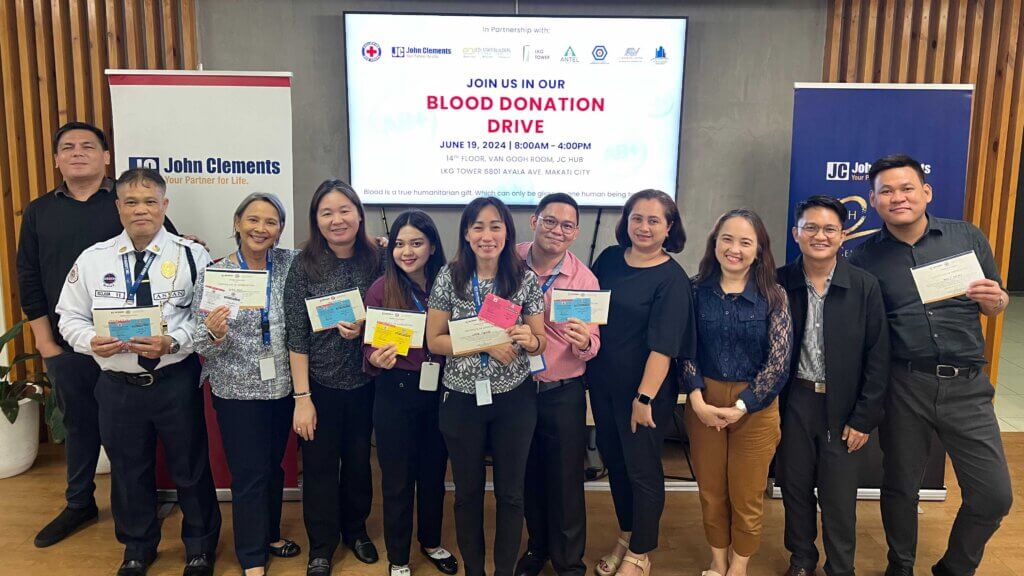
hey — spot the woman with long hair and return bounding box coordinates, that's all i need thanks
[362,210,458,576]
[284,179,383,576]
[425,196,547,576]
[681,209,792,576]
[588,189,696,576]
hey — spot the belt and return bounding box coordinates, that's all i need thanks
[903,359,980,379]
[106,360,188,387]
[536,376,583,394]
[794,377,826,394]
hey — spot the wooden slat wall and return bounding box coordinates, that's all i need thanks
[825,0,1024,384]
[0,0,198,376]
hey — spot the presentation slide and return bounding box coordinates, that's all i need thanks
[344,13,687,207]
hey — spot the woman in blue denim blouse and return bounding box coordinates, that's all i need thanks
[680,209,792,576]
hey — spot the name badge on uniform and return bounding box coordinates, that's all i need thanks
[259,356,277,381]
[475,379,493,406]
[420,361,441,391]
[529,354,546,374]
[815,381,826,394]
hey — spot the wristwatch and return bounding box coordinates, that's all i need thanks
[168,337,181,355]
[635,393,652,405]
[734,399,747,413]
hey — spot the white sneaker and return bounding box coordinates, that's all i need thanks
[389,564,412,576]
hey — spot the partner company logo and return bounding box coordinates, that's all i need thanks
[131,155,282,176]
[619,47,643,63]
[652,46,668,64]
[389,45,453,59]
[826,160,931,182]
[591,45,608,62]
[462,46,512,59]
[521,45,551,62]
[362,42,382,62]
[392,46,405,58]
[129,156,159,170]
[561,46,579,63]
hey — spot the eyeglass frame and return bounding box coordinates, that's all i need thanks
[537,215,580,234]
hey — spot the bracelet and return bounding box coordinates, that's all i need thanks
[206,327,225,343]
[525,334,542,354]
[292,391,311,399]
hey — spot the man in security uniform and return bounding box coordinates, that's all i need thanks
[56,167,220,576]
[776,195,890,576]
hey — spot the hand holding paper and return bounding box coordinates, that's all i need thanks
[305,289,366,332]
[200,286,242,319]
[372,322,414,356]
[549,289,610,324]
[910,251,985,304]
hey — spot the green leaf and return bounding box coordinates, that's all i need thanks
[1,399,18,424]
[0,320,25,351]
[10,352,40,366]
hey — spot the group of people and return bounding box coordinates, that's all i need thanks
[16,120,1014,576]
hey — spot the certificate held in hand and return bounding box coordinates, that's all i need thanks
[449,316,513,356]
[94,305,163,341]
[364,307,427,349]
[910,250,986,304]
[203,269,269,309]
[371,322,414,356]
[305,288,366,332]
[478,293,521,329]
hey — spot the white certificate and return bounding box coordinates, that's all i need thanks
[199,286,243,320]
[364,307,427,349]
[93,305,163,340]
[305,288,366,332]
[448,316,512,356]
[910,250,986,304]
[549,288,611,325]
[203,269,269,309]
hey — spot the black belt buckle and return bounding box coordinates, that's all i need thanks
[128,373,155,387]
[935,364,960,378]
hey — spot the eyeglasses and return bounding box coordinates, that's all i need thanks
[539,216,579,234]
[799,224,843,238]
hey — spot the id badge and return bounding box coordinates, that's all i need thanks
[529,354,546,374]
[475,379,493,406]
[815,381,826,394]
[420,361,441,391]
[259,356,277,381]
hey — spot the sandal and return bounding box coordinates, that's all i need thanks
[616,555,651,576]
[700,571,724,576]
[595,537,630,576]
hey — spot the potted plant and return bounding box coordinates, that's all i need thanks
[0,320,64,479]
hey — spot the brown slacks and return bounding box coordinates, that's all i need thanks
[684,377,781,557]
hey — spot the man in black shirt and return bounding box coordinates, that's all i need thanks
[15,121,181,548]
[777,195,889,576]
[849,154,1012,576]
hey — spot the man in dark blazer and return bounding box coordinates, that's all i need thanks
[776,195,890,576]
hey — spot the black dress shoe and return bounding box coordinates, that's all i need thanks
[884,565,913,576]
[422,546,459,575]
[784,566,816,576]
[514,550,546,576]
[116,559,152,576]
[268,539,302,558]
[34,504,99,548]
[347,537,379,564]
[183,553,214,576]
[307,557,332,576]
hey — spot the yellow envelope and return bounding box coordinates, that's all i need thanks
[371,322,413,356]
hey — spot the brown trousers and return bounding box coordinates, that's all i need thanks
[684,378,781,557]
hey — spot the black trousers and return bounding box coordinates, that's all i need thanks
[95,354,221,562]
[212,394,293,569]
[439,381,537,576]
[373,368,448,566]
[588,382,673,555]
[523,379,588,576]
[43,350,102,509]
[300,381,374,560]
[778,385,863,576]
[880,363,1013,574]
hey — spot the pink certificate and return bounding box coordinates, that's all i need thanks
[478,293,521,330]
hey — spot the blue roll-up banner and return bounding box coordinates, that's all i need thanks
[782,83,974,497]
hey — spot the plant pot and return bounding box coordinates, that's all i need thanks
[0,394,41,479]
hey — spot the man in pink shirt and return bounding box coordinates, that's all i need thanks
[514,193,601,576]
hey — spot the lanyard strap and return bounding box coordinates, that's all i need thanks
[237,250,273,346]
[526,249,566,294]
[471,272,490,368]
[122,251,156,304]
[410,290,427,313]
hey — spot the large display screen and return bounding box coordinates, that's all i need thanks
[344,13,687,207]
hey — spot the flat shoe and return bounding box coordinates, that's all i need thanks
[421,546,459,575]
[268,539,301,558]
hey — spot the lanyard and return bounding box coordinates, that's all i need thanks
[471,272,490,368]
[410,290,427,313]
[122,251,156,304]
[237,250,273,346]
[526,249,566,294]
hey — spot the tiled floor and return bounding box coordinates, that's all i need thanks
[996,294,1024,431]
